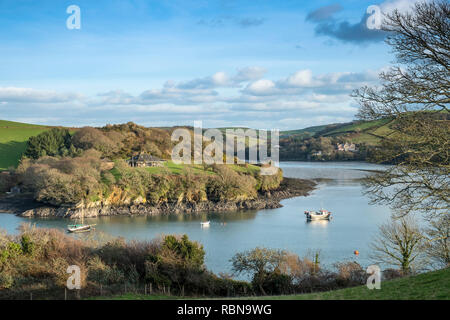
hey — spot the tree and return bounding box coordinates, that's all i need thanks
[370,217,425,274]
[352,1,449,218]
[25,128,73,159]
[424,215,450,267]
[230,247,286,295]
[72,127,120,157]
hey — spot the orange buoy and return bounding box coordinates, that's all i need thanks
[354,250,359,256]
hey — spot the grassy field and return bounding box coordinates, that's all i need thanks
[320,118,394,145]
[279,118,395,146]
[256,268,450,300]
[144,160,261,176]
[280,124,335,139]
[0,120,51,170]
[95,268,449,300]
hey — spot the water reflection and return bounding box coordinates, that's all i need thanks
[305,220,331,228]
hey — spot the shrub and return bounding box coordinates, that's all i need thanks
[207,165,257,201]
[258,270,293,295]
[334,261,366,286]
[20,235,35,255]
[25,128,73,159]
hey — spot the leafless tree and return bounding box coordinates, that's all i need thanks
[424,215,450,267]
[352,1,449,218]
[370,216,425,274]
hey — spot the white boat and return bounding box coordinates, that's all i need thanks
[67,224,94,233]
[200,221,210,227]
[67,203,95,233]
[304,209,332,220]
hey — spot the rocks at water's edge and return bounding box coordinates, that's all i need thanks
[0,178,316,219]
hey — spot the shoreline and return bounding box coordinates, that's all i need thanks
[0,177,317,219]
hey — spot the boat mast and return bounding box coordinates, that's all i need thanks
[81,199,84,225]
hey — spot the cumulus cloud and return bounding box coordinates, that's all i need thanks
[242,69,380,96]
[280,70,316,87]
[244,79,277,95]
[170,67,266,90]
[0,87,82,103]
[0,67,382,129]
[234,66,267,82]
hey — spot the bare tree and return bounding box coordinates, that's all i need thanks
[425,215,450,267]
[370,217,425,274]
[352,0,449,218]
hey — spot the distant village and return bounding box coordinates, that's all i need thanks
[312,142,358,157]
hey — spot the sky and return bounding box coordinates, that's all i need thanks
[0,0,425,129]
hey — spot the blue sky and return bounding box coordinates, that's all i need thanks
[0,0,422,129]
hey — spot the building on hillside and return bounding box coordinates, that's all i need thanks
[128,153,167,167]
[336,142,357,152]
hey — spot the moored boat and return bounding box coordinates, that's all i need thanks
[200,221,210,227]
[304,209,332,220]
[67,203,95,233]
[67,224,94,233]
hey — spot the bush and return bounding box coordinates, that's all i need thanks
[207,165,257,201]
[0,273,13,289]
[334,261,366,286]
[20,235,35,255]
[25,128,73,159]
[258,271,293,295]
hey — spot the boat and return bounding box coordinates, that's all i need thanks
[304,209,332,221]
[67,202,95,233]
[67,224,94,233]
[200,221,210,227]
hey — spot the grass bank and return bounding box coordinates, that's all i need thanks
[99,268,449,300]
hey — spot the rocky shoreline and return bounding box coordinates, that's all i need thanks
[0,177,316,219]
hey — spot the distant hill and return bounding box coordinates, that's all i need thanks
[280,118,394,145]
[280,124,336,139]
[278,118,397,161]
[0,118,396,170]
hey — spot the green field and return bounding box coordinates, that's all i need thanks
[279,118,395,146]
[0,120,51,170]
[144,160,261,176]
[320,118,394,145]
[259,268,450,300]
[280,124,332,139]
[95,268,449,300]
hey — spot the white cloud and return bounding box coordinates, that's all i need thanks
[0,67,384,129]
[380,0,428,15]
[283,69,315,87]
[244,79,276,95]
[0,87,82,103]
[233,66,267,82]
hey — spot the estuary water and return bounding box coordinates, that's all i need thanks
[0,161,392,274]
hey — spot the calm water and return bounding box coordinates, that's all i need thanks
[0,162,392,274]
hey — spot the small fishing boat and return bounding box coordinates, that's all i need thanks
[67,203,95,233]
[67,224,94,233]
[200,221,210,227]
[304,209,332,221]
